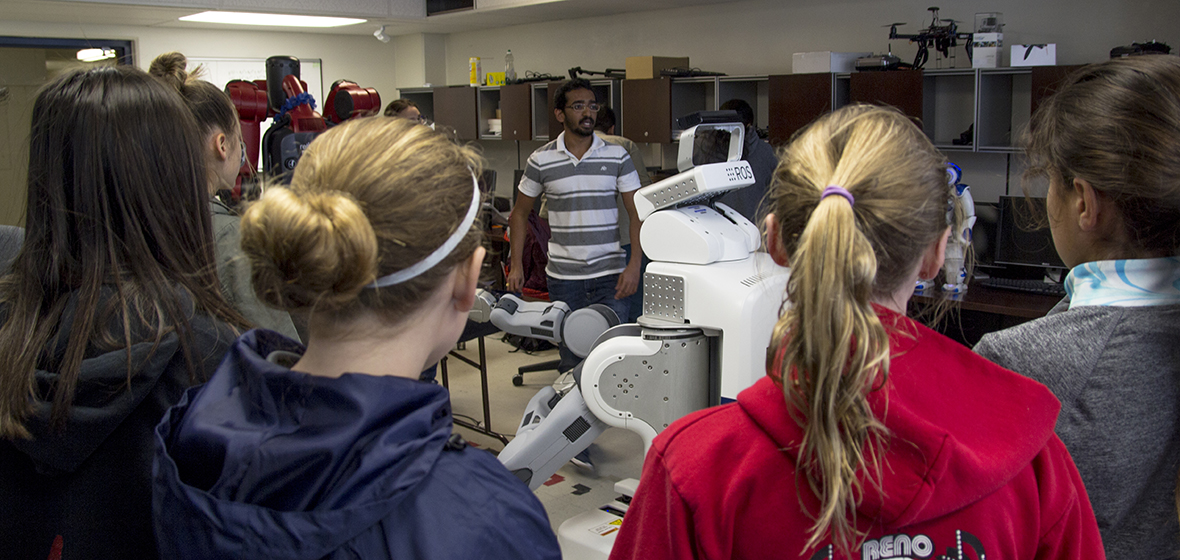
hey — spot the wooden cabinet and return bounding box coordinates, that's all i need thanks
[757,66,1087,153]
[499,83,532,141]
[432,85,478,140]
[768,73,833,146]
[409,65,1083,151]
[621,78,672,143]
[849,70,925,124]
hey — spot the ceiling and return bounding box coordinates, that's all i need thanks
[0,0,748,36]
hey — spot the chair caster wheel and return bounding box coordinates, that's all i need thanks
[512,374,524,387]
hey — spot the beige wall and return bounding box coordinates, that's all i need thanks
[0,48,46,227]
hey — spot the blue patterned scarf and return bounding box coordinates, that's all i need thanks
[1066,257,1180,308]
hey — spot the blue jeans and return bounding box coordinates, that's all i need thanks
[546,274,630,371]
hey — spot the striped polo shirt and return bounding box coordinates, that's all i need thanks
[518,132,641,279]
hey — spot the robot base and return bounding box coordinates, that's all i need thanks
[557,479,638,559]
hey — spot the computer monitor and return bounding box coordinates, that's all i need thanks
[971,201,1000,269]
[994,196,1066,269]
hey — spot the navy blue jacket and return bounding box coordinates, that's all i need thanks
[153,329,560,559]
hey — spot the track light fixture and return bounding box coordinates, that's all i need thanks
[374,25,390,43]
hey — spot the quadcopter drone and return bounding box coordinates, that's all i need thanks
[887,6,974,69]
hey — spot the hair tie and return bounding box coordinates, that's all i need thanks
[367,171,481,288]
[821,185,854,206]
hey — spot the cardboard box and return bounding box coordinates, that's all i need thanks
[792,51,871,74]
[1011,44,1056,66]
[625,56,689,80]
[972,33,1003,68]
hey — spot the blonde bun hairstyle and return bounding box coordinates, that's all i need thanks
[241,117,483,319]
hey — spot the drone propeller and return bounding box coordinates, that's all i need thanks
[884,22,907,27]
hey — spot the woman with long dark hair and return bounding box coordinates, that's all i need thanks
[0,65,246,559]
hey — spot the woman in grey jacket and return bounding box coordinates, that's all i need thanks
[974,55,1180,559]
[148,51,300,340]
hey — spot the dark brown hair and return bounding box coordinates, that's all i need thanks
[0,66,246,439]
[1024,55,1180,255]
[383,98,418,117]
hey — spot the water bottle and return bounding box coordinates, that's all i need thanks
[504,50,516,83]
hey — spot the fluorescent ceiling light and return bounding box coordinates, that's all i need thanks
[179,11,366,27]
[77,48,116,62]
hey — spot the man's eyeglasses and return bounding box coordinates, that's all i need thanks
[565,102,600,112]
[240,141,247,169]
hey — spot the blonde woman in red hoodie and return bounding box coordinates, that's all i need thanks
[609,104,1104,559]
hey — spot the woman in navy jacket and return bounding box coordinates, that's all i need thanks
[152,116,560,559]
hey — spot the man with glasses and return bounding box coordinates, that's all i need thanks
[508,78,643,373]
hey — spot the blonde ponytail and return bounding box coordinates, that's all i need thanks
[766,105,948,554]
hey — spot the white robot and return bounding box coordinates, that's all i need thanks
[489,113,791,558]
[915,162,976,295]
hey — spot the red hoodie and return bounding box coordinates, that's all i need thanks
[609,309,1104,560]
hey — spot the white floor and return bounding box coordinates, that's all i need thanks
[440,334,647,533]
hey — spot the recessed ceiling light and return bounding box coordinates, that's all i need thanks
[179,11,366,28]
[77,48,116,62]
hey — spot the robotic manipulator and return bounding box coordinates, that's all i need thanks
[485,111,791,491]
[225,56,382,198]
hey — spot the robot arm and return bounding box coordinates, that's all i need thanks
[493,322,712,491]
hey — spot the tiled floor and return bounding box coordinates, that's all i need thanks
[441,334,646,533]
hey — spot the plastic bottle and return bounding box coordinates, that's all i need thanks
[504,50,516,83]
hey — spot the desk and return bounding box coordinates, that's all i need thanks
[440,320,510,445]
[910,281,1064,346]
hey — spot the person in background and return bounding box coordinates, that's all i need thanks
[384,98,423,122]
[609,104,1103,559]
[714,98,778,223]
[0,65,245,559]
[149,52,300,341]
[595,105,651,322]
[974,55,1180,559]
[152,116,560,560]
[508,78,642,371]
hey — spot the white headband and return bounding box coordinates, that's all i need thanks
[367,172,481,288]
